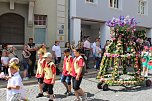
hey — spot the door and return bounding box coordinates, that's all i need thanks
[34,28,46,44]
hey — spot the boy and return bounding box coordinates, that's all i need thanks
[43,52,56,101]
[61,49,73,96]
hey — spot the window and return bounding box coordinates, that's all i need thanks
[138,0,147,15]
[34,14,47,25]
[110,0,119,8]
[86,0,94,3]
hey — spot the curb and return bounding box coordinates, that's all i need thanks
[0,71,98,88]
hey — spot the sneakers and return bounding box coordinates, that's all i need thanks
[36,93,43,98]
[94,65,96,69]
[67,92,73,96]
[48,99,53,101]
[23,77,29,81]
[64,90,68,95]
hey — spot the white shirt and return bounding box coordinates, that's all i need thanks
[95,46,102,57]
[84,40,91,49]
[92,42,96,54]
[7,72,25,100]
[52,45,61,57]
[1,57,9,66]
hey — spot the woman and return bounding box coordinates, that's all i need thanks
[22,44,31,80]
[72,49,87,101]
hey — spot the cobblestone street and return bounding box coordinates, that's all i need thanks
[0,73,152,101]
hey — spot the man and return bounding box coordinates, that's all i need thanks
[92,38,100,68]
[83,36,92,69]
[28,38,37,77]
[52,40,61,75]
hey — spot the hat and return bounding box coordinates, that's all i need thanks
[9,57,19,64]
[9,62,19,71]
[43,52,52,58]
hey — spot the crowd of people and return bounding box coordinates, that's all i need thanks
[0,36,152,101]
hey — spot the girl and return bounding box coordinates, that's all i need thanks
[148,47,152,70]
[61,49,73,96]
[72,49,87,101]
[39,43,47,54]
[22,44,31,80]
[36,50,46,98]
[7,61,26,101]
[1,50,9,75]
[141,46,149,77]
[65,42,71,50]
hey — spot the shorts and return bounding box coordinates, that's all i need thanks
[43,83,54,95]
[72,77,83,91]
[55,57,61,65]
[22,62,29,70]
[61,74,72,85]
[37,78,44,84]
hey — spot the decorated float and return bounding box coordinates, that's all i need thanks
[97,16,151,91]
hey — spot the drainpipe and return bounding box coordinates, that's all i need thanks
[68,0,71,42]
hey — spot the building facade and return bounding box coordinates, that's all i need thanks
[0,0,69,47]
[0,0,69,58]
[70,0,152,47]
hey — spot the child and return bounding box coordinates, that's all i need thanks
[42,52,56,101]
[148,47,152,70]
[141,46,149,77]
[61,49,73,96]
[72,49,87,101]
[1,50,9,75]
[36,50,46,98]
[6,61,26,101]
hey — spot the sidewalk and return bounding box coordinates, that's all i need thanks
[0,65,98,88]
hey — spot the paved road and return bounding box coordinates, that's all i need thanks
[0,73,152,101]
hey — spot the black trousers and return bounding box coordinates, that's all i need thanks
[72,77,83,91]
[28,57,36,76]
[43,83,54,95]
[84,50,90,68]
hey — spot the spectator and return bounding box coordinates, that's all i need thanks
[7,45,17,59]
[147,38,152,46]
[1,50,9,75]
[52,40,61,75]
[28,38,37,77]
[70,40,76,58]
[95,42,102,70]
[65,42,71,50]
[83,36,91,69]
[143,38,150,47]
[0,50,2,72]
[92,38,100,68]
[22,44,31,81]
